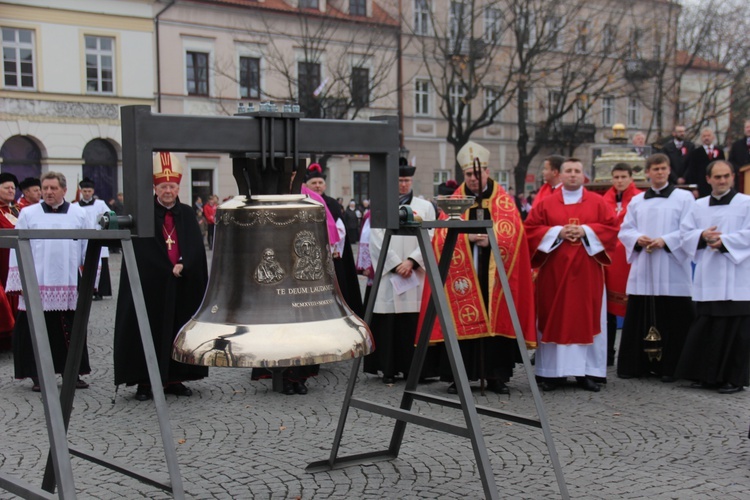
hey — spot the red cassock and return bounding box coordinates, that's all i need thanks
[533,183,556,207]
[0,205,17,339]
[416,182,537,348]
[525,189,619,345]
[600,183,642,316]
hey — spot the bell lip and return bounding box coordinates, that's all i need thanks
[219,194,323,210]
[172,315,374,368]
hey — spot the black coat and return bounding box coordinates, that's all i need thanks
[685,146,725,197]
[728,137,750,170]
[322,194,364,318]
[662,139,695,183]
[114,198,209,386]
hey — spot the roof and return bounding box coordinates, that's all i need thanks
[676,50,728,72]
[193,0,399,27]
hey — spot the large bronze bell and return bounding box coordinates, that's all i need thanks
[172,194,373,367]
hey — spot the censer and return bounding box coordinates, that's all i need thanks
[643,297,662,362]
[172,194,373,368]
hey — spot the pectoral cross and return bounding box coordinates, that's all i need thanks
[166,234,175,251]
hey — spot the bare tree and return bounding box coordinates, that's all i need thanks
[212,7,400,122]
[676,0,750,143]
[406,0,630,188]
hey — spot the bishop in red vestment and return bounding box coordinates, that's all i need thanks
[525,159,618,391]
[418,141,536,395]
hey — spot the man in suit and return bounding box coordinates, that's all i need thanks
[632,132,649,158]
[685,128,725,197]
[662,125,695,185]
[728,120,750,186]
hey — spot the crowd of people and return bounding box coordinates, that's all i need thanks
[1,121,748,419]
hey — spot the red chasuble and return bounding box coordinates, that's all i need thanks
[600,182,641,316]
[525,189,618,345]
[417,182,537,348]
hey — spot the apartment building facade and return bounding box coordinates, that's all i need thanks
[2,0,730,203]
[0,0,154,204]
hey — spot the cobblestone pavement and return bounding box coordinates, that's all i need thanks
[1,252,749,499]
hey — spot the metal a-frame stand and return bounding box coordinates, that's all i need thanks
[307,219,569,500]
[0,229,185,499]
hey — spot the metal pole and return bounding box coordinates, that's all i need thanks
[121,239,185,499]
[485,230,569,500]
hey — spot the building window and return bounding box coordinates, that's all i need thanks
[677,101,689,124]
[520,88,533,122]
[575,21,589,53]
[602,24,616,54]
[300,0,319,8]
[449,1,467,52]
[547,90,562,117]
[546,16,562,50]
[239,56,260,99]
[414,0,431,36]
[627,97,639,127]
[484,87,500,116]
[433,170,450,196]
[415,79,431,116]
[85,35,114,94]
[186,51,209,96]
[520,13,536,47]
[449,84,466,122]
[484,7,502,42]
[576,94,591,123]
[2,27,35,89]
[601,96,614,126]
[628,28,641,58]
[298,61,321,118]
[350,0,366,16]
[351,67,369,107]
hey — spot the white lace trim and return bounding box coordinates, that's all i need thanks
[13,283,78,312]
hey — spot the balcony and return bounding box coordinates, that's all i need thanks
[536,122,597,145]
[624,59,660,80]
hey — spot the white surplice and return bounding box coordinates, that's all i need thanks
[619,186,695,297]
[681,193,750,301]
[6,203,90,311]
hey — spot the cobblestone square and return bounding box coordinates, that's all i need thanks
[1,253,748,499]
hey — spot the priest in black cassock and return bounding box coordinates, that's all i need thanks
[676,161,750,394]
[114,152,208,401]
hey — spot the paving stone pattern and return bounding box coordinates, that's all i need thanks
[1,253,749,499]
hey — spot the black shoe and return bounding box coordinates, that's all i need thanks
[76,377,89,389]
[294,381,308,395]
[617,373,636,379]
[486,380,510,395]
[135,384,152,401]
[164,383,192,397]
[382,376,396,385]
[589,376,607,385]
[690,381,708,389]
[577,377,601,392]
[282,382,296,395]
[31,378,40,392]
[718,383,743,394]
[661,375,675,383]
[539,381,558,392]
[446,383,457,394]
[92,294,103,301]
